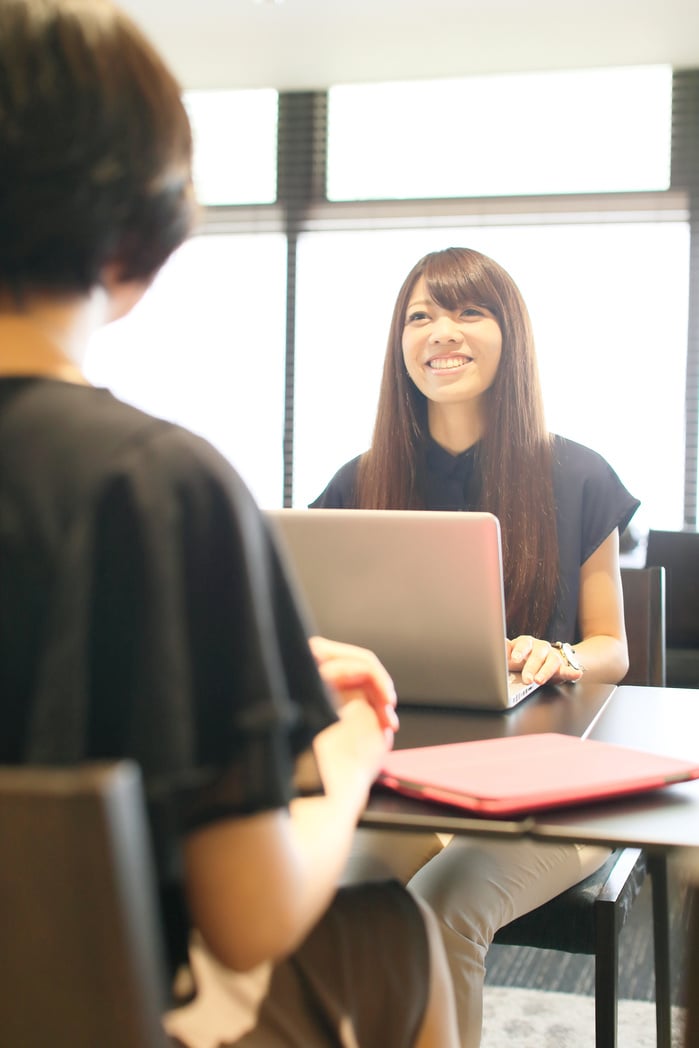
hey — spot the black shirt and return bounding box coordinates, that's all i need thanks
[311,433,640,640]
[0,377,337,975]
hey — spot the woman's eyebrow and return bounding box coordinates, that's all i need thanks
[406,298,433,311]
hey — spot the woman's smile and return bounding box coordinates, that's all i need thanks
[426,353,474,372]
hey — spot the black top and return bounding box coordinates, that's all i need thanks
[0,377,336,974]
[311,434,640,641]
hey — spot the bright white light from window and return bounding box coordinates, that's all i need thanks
[184,89,278,205]
[293,223,688,535]
[85,233,287,508]
[327,66,672,200]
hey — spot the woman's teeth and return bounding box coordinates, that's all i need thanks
[429,356,469,370]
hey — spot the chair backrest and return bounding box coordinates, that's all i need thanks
[619,566,666,686]
[0,762,170,1048]
[645,528,699,648]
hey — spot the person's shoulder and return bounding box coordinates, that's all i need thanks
[550,433,617,478]
[38,382,176,449]
[119,400,253,502]
[326,454,363,486]
[65,385,251,507]
[550,434,640,541]
[82,386,220,460]
[309,454,364,508]
[550,433,638,515]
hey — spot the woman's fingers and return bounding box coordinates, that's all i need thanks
[508,635,580,684]
[309,636,399,732]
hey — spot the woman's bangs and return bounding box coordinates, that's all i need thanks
[423,254,495,314]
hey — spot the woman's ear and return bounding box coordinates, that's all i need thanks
[100,262,152,323]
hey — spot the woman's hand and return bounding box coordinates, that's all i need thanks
[309,635,399,735]
[312,697,394,806]
[507,635,584,685]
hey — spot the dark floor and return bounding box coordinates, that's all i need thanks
[484,865,693,1005]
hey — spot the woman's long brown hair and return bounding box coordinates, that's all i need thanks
[356,247,559,637]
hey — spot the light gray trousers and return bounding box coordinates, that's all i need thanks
[342,829,609,1047]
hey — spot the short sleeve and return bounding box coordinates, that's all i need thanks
[553,437,640,565]
[549,435,640,639]
[83,426,338,828]
[1,384,340,983]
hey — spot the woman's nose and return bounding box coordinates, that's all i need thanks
[429,316,462,343]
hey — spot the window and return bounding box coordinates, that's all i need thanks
[327,67,672,200]
[85,233,287,508]
[293,222,689,533]
[184,89,278,205]
[83,70,696,530]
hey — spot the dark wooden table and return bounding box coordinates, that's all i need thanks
[363,683,699,854]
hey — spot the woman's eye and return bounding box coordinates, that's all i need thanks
[407,311,429,323]
[461,306,484,318]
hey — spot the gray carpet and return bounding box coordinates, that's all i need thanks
[484,866,692,1005]
[481,987,686,1047]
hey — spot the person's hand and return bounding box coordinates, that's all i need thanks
[312,697,393,805]
[308,635,399,735]
[507,635,584,685]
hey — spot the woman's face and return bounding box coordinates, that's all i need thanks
[401,275,503,410]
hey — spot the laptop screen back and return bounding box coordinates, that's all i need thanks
[265,508,531,710]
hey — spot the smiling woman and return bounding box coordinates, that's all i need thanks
[311,246,566,640]
[309,244,639,1046]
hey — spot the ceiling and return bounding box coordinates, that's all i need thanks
[119,0,699,91]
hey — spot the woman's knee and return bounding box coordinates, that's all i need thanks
[408,839,506,941]
[341,828,444,885]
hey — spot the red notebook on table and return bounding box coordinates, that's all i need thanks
[378,733,699,816]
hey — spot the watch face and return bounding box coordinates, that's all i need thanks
[566,645,582,672]
[555,642,582,672]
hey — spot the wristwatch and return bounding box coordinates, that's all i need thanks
[552,641,583,674]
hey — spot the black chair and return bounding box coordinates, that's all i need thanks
[493,566,671,1048]
[619,565,666,690]
[646,528,699,687]
[0,761,170,1048]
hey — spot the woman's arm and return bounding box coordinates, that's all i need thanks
[571,527,629,682]
[182,697,391,973]
[508,529,629,685]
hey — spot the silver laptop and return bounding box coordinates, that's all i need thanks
[265,508,541,711]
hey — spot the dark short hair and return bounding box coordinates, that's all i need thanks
[0,0,196,295]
